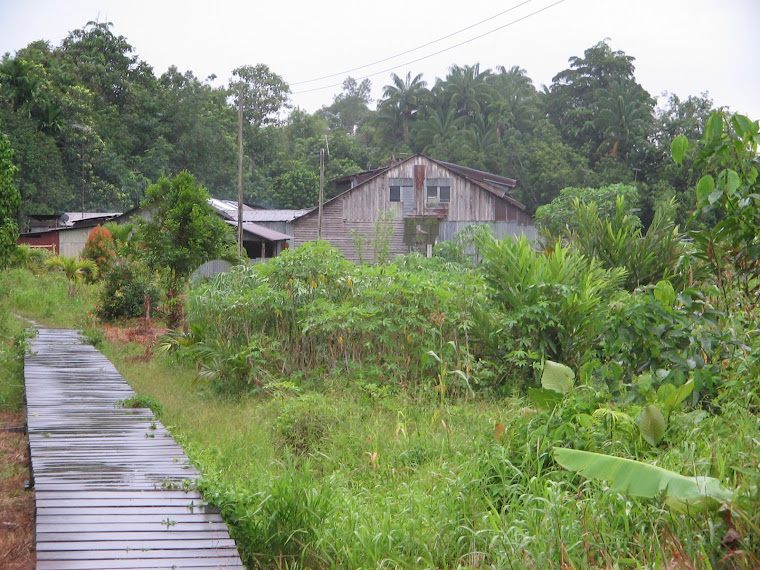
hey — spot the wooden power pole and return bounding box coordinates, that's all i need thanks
[318,147,325,240]
[237,83,244,256]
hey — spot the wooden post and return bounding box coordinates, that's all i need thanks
[318,148,325,240]
[237,83,244,256]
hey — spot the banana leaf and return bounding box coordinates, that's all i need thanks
[553,447,734,513]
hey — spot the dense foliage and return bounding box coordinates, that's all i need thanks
[0,26,718,228]
[0,125,20,268]
[2,18,759,569]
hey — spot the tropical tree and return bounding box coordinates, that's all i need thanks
[136,171,235,327]
[103,221,134,253]
[0,126,20,268]
[544,40,641,155]
[593,81,654,160]
[442,64,493,122]
[10,243,48,271]
[415,106,462,152]
[45,255,97,297]
[270,163,319,209]
[319,76,373,135]
[489,65,539,134]
[378,72,428,144]
[230,63,290,135]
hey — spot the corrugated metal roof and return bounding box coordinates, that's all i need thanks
[208,199,257,220]
[242,209,312,223]
[224,220,291,242]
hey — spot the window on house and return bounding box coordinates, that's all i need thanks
[389,177,412,202]
[426,178,451,204]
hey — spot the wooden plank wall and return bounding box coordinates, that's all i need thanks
[25,328,243,569]
[295,156,535,262]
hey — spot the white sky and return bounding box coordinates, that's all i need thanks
[1,0,758,121]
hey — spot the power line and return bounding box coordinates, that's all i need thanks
[290,0,535,86]
[292,0,568,96]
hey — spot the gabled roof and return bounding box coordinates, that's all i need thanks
[298,154,526,219]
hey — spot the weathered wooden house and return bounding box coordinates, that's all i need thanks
[18,212,121,257]
[293,154,535,262]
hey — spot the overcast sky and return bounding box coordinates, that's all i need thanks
[1,0,758,121]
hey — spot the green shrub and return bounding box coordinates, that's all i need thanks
[273,394,339,456]
[96,258,160,321]
[185,245,485,391]
[475,234,626,380]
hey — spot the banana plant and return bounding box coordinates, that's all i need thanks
[553,447,734,514]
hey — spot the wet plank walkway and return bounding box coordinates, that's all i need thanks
[25,328,243,569]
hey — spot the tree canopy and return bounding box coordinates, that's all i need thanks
[137,171,234,284]
[0,26,729,230]
[0,125,20,268]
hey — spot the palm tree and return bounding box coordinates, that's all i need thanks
[103,221,134,253]
[442,64,493,122]
[463,114,499,156]
[489,65,539,134]
[379,72,428,144]
[11,244,49,271]
[415,106,462,152]
[0,56,43,115]
[45,255,97,298]
[593,81,654,159]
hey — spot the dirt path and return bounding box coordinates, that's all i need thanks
[0,410,35,569]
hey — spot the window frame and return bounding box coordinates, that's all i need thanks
[425,178,452,205]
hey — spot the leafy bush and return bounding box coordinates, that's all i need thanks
[475,234,626,380]
[96,258,160,321]
[534,183,640,237]
[81,225,116,278]
[184,244,484,393]
[273,394,339,456]
[570,196,686,290]
[10,244,50,272]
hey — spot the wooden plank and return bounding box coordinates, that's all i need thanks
[37,531,233,541]
[37,548,242,560]
[37,490,203,500]
[37,522,231,533]
[37,539,236,551]
[36,497,205,507]
[37,506,221,515]
[26,328,243,569]
[37,557,244,569]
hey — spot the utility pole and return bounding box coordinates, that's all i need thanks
[237,83,244,256]
[318,148,324,240]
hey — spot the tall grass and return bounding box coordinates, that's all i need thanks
[0,308,28,412]
[0,268,99,328]
[101,337,760,568]
[4,258,758,568]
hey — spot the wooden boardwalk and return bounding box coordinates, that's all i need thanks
[25,328,243,569]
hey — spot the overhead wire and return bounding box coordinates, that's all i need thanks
[291,0,568,95]
[290,0,535,86]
